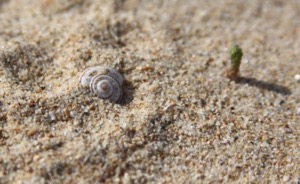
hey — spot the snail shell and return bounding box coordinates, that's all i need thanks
[90,74,123,103]
[79,67,124,88]
[79,66,124,103]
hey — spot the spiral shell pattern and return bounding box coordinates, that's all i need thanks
[79,66,104,88]
[79,66,124,103]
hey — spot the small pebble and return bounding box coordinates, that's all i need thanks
[70,111,77,118]
[49,111,56,121]
[297,108,300,116]
[283,175,290,182]
[295,74,300,82]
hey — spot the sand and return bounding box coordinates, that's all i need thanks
[0,0,299,183]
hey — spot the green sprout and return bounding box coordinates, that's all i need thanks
[226,45,243,80]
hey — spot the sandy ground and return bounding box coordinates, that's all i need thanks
[0,0,299,183]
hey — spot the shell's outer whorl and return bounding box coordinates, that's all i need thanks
[105,67,124,86]
[90,74,123,103]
